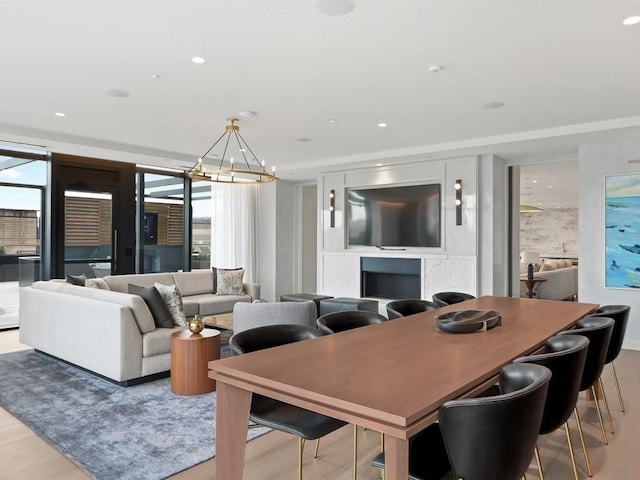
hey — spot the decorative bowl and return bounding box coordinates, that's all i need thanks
[435,310,501,333]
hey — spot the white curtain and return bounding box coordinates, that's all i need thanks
[210,183,259,283]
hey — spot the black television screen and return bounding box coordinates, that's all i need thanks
[346,184,441,248]
[143,212,158,244]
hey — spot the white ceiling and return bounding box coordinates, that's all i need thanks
[0,1,639,181]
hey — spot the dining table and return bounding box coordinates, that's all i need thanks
[208,295,598,479]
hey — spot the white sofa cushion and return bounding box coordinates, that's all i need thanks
[104,272,174,293]
[142,327,183,357]
[185,293,250,317]
[172,270,213,296]
[31,281,156,334]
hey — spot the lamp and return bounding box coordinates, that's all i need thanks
[187,118,277,184]
[329,189,336,228]
[454,179,462,226]
[521,251,540,280]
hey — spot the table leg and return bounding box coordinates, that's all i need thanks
[383,434,409,479]
[216,382,251,480]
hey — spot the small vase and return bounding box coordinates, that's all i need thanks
[527,263,534,280]
[188,315,204,334]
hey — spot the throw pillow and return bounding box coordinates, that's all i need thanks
[154,282,187,327]
[66,273,87,286]
[127,284,174,329]
[216,268,245,295]
[85,278,110,290]
[211,266,243,293]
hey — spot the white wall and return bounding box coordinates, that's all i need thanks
[318,156,479,300]
[579,139,640,350]
[520,208,578,255]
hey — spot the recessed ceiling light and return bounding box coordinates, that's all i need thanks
[532,180,538,183]
[151,74,161,79]
[238,111,257,118]
[547,185,553,188]
[296,137,312,142]
[376,163,383,166]
[54,112,66,117]
[623,16,640,25]
[103,89,130,98]
[378,123,387,128]
[329,119,338,123]
[191,57,205,64]
[482,102,505,109]
[315,0,355,16]
[428,65,444,73]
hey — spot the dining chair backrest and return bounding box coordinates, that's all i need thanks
[316,310,387,334]
[229,324,322,355]
[559,316,614,391]
[386,299,438,320]
[439,363,551,480]
[431,291,476,307]
[514,334,589,434]
[587,305,630,364]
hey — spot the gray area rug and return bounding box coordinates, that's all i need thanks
[0,349,269,480]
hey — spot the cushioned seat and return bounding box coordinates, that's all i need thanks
[316,310,387,334]
[280,293,334,318]
[229,325,347,480]
[232,301,317,334]
[371,363,551,480]
[318,297,378,316]
[386,299,438,320]
[431,291,475,307]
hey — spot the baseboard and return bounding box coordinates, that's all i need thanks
[34,350,170,387]
[622,340,640,351]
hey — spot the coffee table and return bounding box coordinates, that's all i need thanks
[203,312,233,330]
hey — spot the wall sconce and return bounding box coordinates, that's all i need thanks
[454,180,462,226]
[329,189,335,228]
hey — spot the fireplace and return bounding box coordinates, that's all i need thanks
[360,257,421,299]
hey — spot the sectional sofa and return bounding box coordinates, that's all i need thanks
[19,269,259,385]
[519,258,578,301]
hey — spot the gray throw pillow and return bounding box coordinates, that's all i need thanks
[211,266,243,293]
[128,284,174,329]
[154,282,187,327]
[216,268,245,295]
[66,273,87,286]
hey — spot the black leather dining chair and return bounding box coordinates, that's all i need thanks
[559,316,614,451]
[371,363,551,480]
[514,335,590,480]
[316,310,387,334]
[315,309,387,479]
[586,305,630,412]
[229,324,347,480]
[431,291,475,307]
[385,299,438,320]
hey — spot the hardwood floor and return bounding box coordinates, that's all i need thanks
[1,328,639,479]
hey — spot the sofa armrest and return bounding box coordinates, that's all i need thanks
[243,282,260,301]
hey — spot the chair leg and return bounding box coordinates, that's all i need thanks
[534,445,544,480]
[353,424,358,480]
[564,421,580,480]
[590,386,608,445]
[598,377,615,434]
[299,438,305,480]
[313,438,320,458]
[611,362,625,412]
[573,407,593,477]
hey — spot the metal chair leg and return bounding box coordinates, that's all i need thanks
[591,386,608,445]
[598,377,615,434]
[299,438,305,480]
[313,438,320,458]
[573,407,593,477]
[534,445,544,480]
[564,421,580,480]
[611,362,625,412]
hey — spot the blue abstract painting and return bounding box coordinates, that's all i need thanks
[605,173,640,288]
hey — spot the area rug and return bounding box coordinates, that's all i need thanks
[0,349,269,480]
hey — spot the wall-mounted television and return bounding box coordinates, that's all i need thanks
[346,184,441,248]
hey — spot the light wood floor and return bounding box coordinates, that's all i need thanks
[1,328,639,479]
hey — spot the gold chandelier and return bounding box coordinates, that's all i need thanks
[187,118,277,184]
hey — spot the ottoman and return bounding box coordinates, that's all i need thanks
[280,293,334,318]
[319,297,379,316]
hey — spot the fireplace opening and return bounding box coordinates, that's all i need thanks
[360,257,421,299]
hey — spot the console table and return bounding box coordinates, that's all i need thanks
[520,277,547,298]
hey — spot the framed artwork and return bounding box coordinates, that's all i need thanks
[605,173,640,288]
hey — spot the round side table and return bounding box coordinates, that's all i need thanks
[171,329,220,395]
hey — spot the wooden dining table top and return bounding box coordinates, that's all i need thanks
[209,296,598,438]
